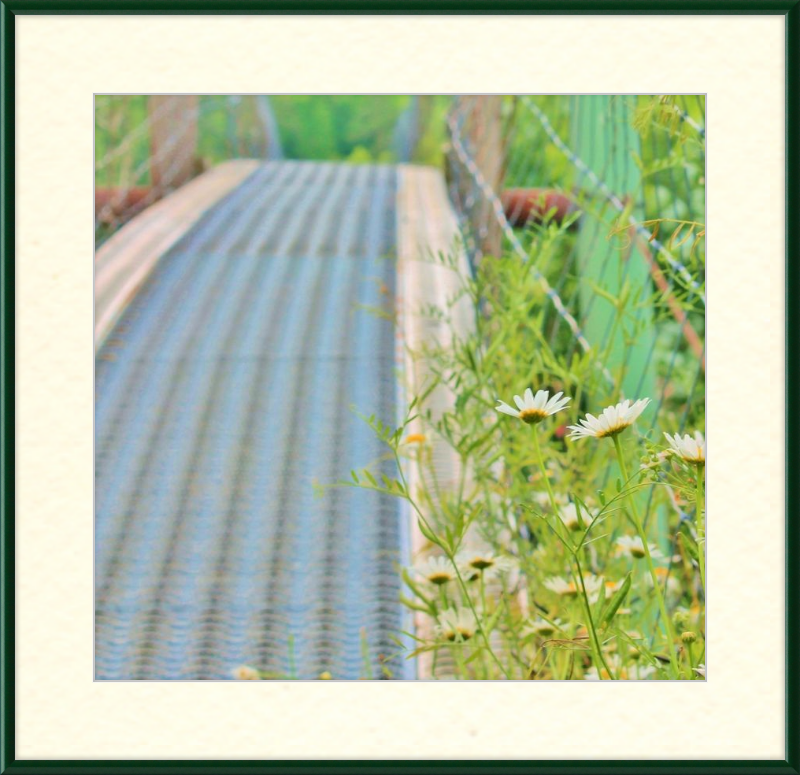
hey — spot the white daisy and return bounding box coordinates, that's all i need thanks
[415,555,457,586]
[522,618,565,638]
[624,630,644,659]
[604,578,625,595]
[567,398,651,440]
[531,545,548,564]
[693,663,706,679]
[457,550,515,581]
[545,574,604,602]
[232,665,261,680]
[544,576,578,597]
[558,502,596,531]
[616,535,664,560]
[582,574,605,603]
[438,608,477,642]
[496,388,571,425]
[664,430,706,465]
[532,490,568,510]
[584,654,657,681]
[644,566,681,596]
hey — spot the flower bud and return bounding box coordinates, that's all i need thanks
[681,631,697,645]
[673,610,690,629]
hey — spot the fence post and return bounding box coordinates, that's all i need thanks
[461,96,505,259]
[147,95,199,192]
[256,96,284,160]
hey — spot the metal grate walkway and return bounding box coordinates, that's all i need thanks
[95,162,409,680]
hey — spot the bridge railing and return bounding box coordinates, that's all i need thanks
[94,95,283,245]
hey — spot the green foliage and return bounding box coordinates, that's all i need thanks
[96,95,452,191]
[342,229,705,680]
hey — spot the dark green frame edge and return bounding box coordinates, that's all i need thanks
[1,1,13,774]
[0,0,799,12]
[1,1,797,773]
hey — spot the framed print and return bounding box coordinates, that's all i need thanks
[3,1,797,771]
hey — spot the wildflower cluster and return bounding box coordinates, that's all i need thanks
[345,243,705,680]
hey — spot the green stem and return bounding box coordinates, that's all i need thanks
[532,427,611,679]
[288,634,297,680]
[572,556,615,679]
[453,641,468,678]
[531,426,560,517]
[448,554,508,679]
[431,637,440,678]
[612,435,680,678]
[479,571,492,679]
[394,448,510,679]
[499,578,526,679]
[695,463,706,594]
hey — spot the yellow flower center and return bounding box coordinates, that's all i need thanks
[596,422,629,438]
[428,572,452,585]
[444,628,473,642]
[519,408,548,424]
[469,558,494,570]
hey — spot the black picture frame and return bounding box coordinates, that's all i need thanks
[2,2,797,773]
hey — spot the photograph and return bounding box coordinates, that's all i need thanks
[94,93,706,681]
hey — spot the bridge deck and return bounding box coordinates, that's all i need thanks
[95,161,449,680]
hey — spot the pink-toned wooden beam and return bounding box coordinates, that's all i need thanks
[501,188,576,227]
[147,95,199,193]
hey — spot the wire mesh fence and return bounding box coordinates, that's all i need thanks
[445,94,705,547]
[94,95,284,246]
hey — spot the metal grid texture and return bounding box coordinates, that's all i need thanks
[95,161,408,680]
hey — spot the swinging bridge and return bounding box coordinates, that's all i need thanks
[94,95,705,679]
